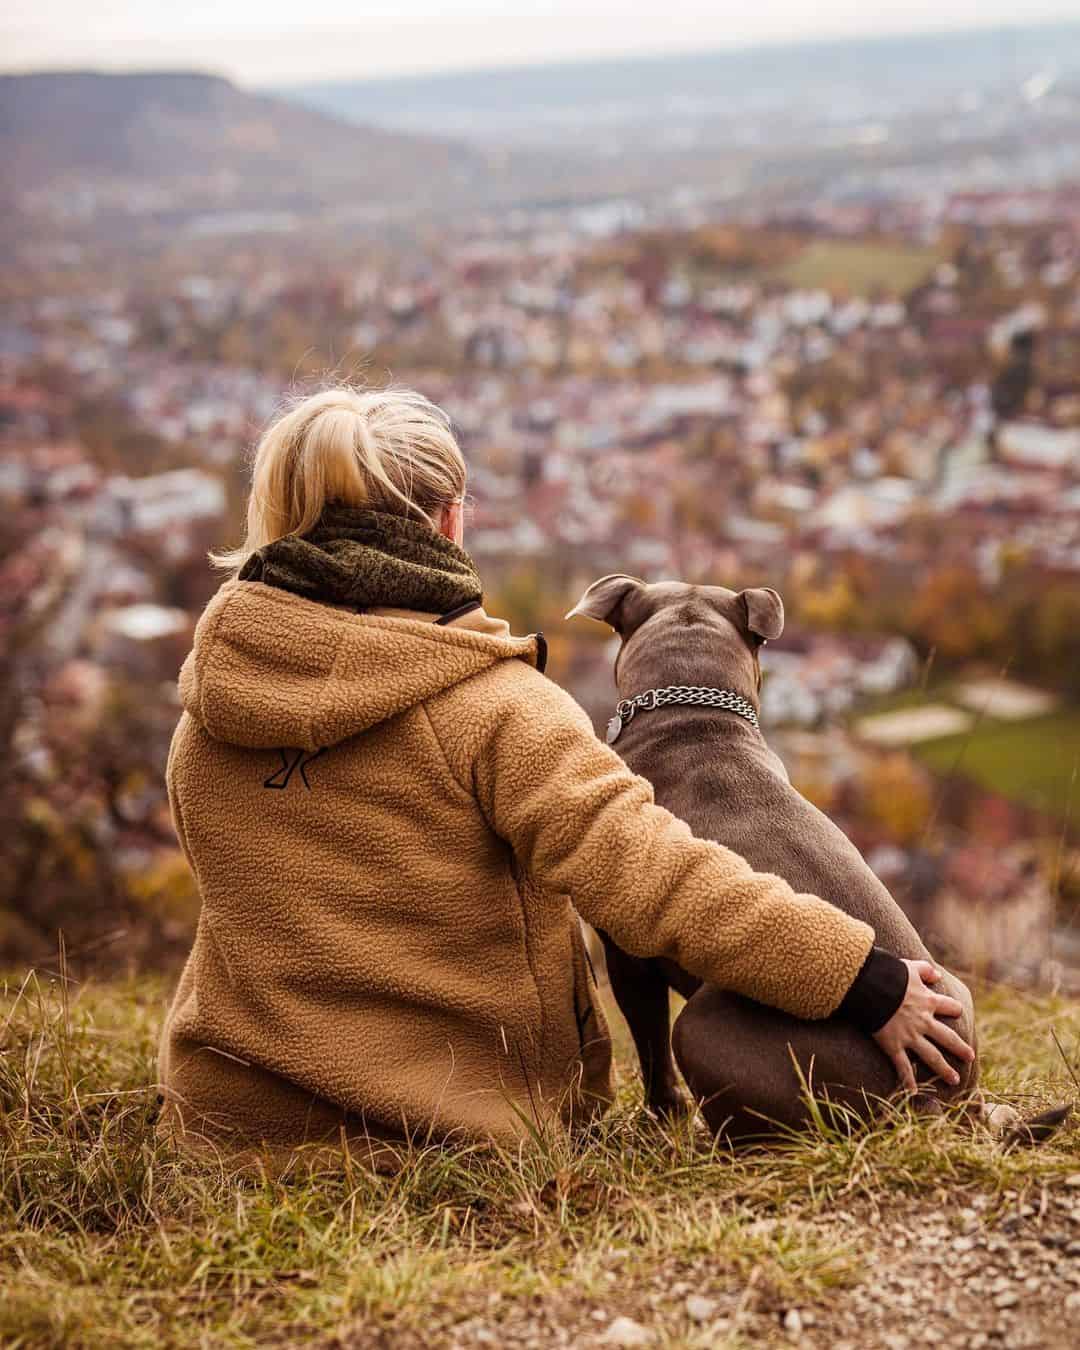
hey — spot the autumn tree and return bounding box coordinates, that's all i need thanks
[906,566,1008,664]
[864,753,934,846]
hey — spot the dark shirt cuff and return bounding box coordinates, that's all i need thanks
[836,946,908,1034]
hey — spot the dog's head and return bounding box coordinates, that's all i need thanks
[566,575,783,703]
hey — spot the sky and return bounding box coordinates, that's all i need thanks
[5,1,1080,86]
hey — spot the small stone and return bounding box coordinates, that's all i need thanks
[685,1295,716,1324]
[969,1335,989,1349]
[883,1335,909,1350]
[1064,1173,1080,1188]
[953,1236,976,1253]
[994,1291,1020,1310]
[1067,1240,1080,1257]
[601,1317,654,1347]
[1065,1290,1080,1314]
[783,1308,803,1335]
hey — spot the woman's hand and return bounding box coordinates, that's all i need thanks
[873,959,975,1093]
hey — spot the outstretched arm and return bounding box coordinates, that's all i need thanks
[437,664,875,1020]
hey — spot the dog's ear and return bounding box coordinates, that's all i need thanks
[740,587,784,642]
[565,574,645,632]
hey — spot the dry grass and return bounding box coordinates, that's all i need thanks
[0,968,1078,1348]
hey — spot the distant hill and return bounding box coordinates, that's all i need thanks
[270,22,1080,209]
[280,21,1080,149]
[0,70,487,216]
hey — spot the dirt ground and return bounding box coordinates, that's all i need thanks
[335,1180,1080,1350]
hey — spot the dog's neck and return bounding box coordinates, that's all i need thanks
[612,685,790,788]
[613,684,766,742]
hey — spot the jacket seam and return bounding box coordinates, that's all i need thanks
[508,869,548,1089]
[424,662,544,816]
[420,703,473,805]
[309,622,351,750]
[425,696,546,1085]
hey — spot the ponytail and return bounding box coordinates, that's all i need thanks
[211,385,467,572]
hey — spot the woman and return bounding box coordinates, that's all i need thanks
[158,385,971,1165]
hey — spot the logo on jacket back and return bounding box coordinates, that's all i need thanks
[263,747,326,790]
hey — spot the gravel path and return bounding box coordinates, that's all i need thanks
[360,1177,1080,1350]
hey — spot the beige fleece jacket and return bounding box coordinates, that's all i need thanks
[158,578,875,1163]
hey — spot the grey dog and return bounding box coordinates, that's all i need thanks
[567,575,985,1142]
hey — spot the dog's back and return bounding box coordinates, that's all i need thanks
[616,702,979,1079]
[616,706,931,961]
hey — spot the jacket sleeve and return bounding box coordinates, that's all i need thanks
[836,946,909,1033]
[434,662,876,1021]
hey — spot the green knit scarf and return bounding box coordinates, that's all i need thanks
[238,502,483,615]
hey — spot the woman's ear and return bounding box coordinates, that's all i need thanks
[740,587,784,642]
[565,574,645,632]
[438,501,464,547]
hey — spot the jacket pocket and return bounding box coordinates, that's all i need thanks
[569,919,600,1050]
[568,918,614,1122]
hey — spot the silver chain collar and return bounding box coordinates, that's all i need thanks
[606,685,759,744]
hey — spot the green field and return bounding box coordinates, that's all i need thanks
[851,677,1080,827]
[915,709,1080,826]
[776,239,944,296]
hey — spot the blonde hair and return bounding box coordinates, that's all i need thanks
[212,385,467,571]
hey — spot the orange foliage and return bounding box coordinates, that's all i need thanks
[864,753,934,845]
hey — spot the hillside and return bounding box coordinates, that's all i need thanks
[0,70,487,217]
[275,23,1080,208]
[1,970,1077,1348]
[281,22,1080,147]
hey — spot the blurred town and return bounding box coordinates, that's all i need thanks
[1,30,1078,985]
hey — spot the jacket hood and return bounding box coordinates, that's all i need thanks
[178,579,544,750]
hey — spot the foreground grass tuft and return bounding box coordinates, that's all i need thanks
[1,971,1078,1348]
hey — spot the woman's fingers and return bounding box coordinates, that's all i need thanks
[927,1018,975,1062]
[892,1049,917,1093]
[912,1035,960,1086]
[931,993,964,1020]
[875,958,976,1094]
